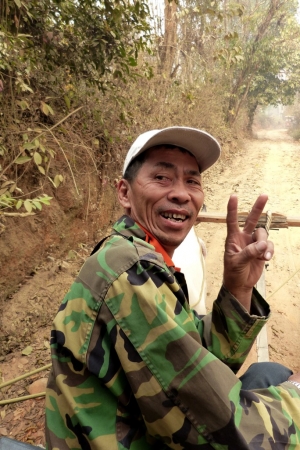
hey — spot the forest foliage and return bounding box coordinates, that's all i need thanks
[1,0,300,216]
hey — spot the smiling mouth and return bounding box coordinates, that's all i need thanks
[161,212,187,222]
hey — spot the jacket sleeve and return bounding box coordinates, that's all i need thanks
[104,261,300,449]
[193,285,270,373]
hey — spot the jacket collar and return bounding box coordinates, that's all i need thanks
[112,215,179,270]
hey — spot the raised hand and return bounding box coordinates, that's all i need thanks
[223,194,274,312]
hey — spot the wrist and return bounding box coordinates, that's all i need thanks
[287,380,300,390]
[223,285,253,312]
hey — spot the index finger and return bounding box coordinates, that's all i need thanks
[243,194,269,234]
[226,194,240,235]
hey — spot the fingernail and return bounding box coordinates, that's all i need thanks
[265,252,272,260]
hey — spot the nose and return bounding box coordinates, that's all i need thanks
[167,179,191,204]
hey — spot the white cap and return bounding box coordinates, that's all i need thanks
[122,126,221,175]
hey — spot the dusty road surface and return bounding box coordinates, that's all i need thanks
[0,128,300,444]
[198,128,300,375]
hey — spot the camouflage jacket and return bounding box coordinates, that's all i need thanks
[45,215,300,449]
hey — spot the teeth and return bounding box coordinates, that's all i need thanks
[162,212,186,221]
[173,213,186,219]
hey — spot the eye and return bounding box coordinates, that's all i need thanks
[155,174,170,181]
[187,178,201,186]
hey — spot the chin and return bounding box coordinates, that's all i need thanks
[164,239,184,251]
[158,229,188,248]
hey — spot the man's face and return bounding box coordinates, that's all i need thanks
[118,146,204,256]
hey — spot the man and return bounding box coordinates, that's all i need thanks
[46,126,300,449]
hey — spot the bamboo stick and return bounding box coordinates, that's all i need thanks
[196,211,300,228]
[0,364,51,389]
[0,392,45,405]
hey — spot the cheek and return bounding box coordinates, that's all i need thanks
[194,192,204,209]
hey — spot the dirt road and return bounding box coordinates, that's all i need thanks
[198,128,300,374]
[0,128,299,444]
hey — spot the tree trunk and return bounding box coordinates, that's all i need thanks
[247,101,259,134]
[158,0,178,76]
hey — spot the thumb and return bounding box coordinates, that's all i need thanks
[236,241,268,264]
[255,240,268,256]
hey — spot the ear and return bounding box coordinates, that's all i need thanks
[117,179,132,210]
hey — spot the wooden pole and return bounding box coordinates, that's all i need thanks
[196,211,300,228]
[255,270,269,362]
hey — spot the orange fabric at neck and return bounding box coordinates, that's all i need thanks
[137,223,180,271]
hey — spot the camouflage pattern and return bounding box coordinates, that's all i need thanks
[45,215,300,449]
